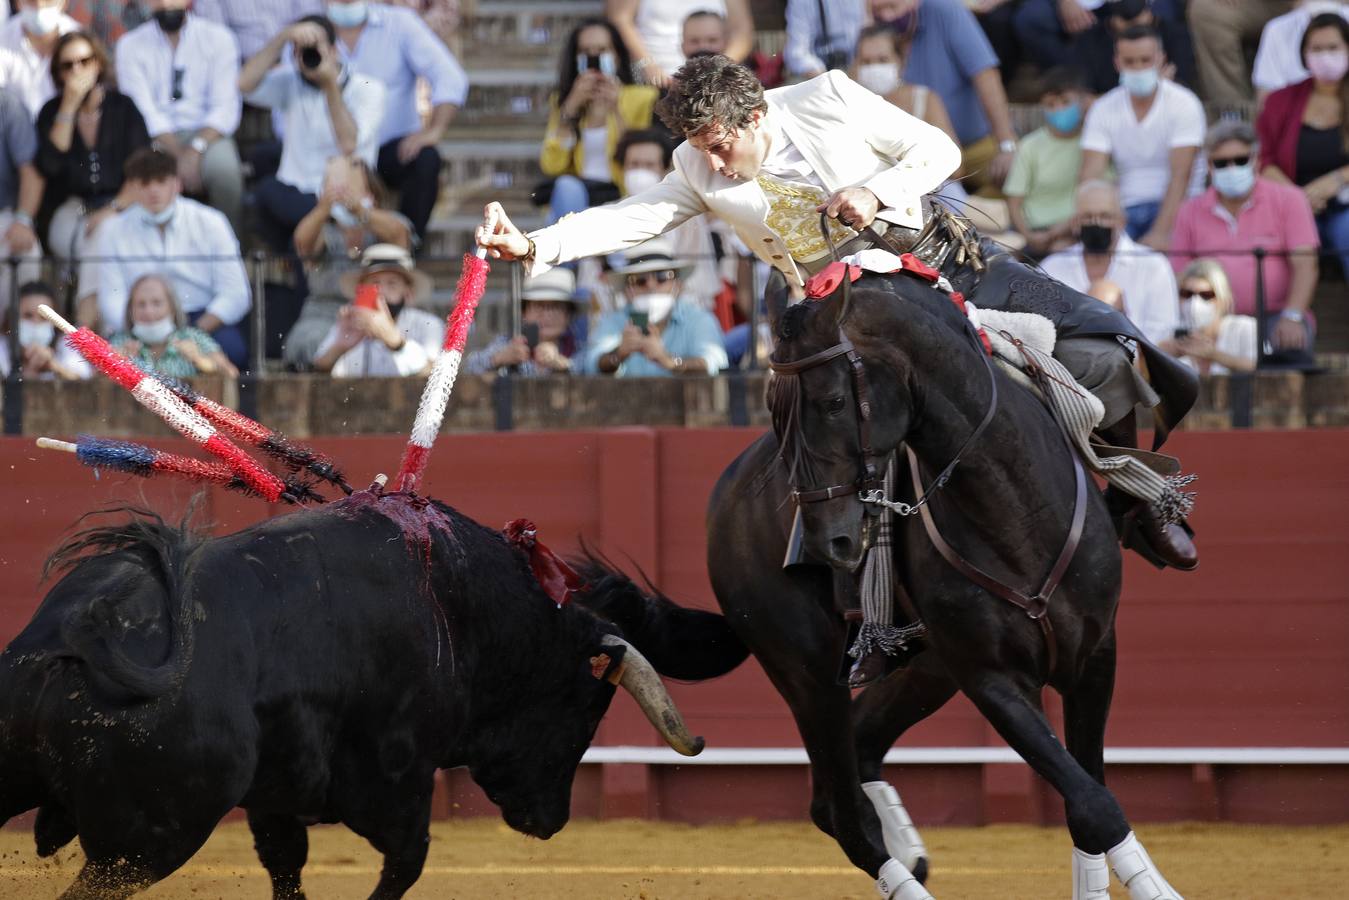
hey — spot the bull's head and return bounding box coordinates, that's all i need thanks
[466,634,700,839]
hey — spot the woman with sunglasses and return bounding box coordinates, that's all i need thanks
[37,29,149,316]
[1163,259,1256,375]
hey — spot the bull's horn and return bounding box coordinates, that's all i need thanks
[602,635,705,757]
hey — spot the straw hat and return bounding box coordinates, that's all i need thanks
[521,268,585,304]
[610,237,695,279]
[340,243,433,302]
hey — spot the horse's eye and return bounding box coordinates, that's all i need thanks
[825,396,847,414]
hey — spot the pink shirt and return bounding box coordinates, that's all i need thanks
[1169,179,1319,317]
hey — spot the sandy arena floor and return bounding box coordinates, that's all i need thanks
[3,819,1346,898]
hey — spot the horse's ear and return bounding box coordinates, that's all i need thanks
[765,271,790,338]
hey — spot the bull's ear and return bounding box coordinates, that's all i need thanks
[589,645,627,685]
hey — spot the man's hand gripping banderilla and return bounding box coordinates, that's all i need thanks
[476,202,532,261]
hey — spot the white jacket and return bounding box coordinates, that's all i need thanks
[527,71,961,287]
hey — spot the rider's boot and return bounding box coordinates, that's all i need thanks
[1098,417,1198,572]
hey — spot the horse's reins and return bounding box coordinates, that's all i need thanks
[768,212,1088,678]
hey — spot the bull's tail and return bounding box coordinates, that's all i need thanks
[571,554,748,681]
[44,506,204,701]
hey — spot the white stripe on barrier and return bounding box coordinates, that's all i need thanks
[578,746,1349,766]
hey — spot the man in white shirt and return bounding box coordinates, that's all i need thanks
[115,0,245,234]
[238,14,385,251]
[1252,1,1349,102]
[0,0,79,117]
[1041,179,1179,347]
[93,147,251,370]
[324,0,469,242]
[313,243,442,377]
[784,0,866,77]
[1079,25,1203,251]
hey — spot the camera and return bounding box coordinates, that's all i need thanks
[300,45,323,69]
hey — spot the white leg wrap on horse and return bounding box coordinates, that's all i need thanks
[1107,832,1184,899]
[876,858,933,900]
[863,781,928,872]
[1072,848,1112,900]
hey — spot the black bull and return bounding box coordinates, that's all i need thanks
[0,492,723,899]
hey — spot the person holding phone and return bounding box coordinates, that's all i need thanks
[584,237,728,377]
[238,14,386,251]
[313,243,441,377]
[537,18,659,224]
[466,269,588,376]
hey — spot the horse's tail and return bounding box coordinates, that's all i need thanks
[571,553,749,682]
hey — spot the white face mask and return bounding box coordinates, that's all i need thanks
[21,6,64,37]
[132,315,176,344]
[17,319,53,349]
[856,62,901,96]
[630,291,676,325]
[1186,296,1218,331]
[326,1,369,28]
[623,168,661,196]
[141,198,176,227]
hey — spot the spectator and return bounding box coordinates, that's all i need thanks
[869,0,1020,191]
[0,85,42,305]
[852,24,961,151]
[605,0,754,88]
[466,268,587,375]
[971,0,1024,85]
[1041,179,1179,345]
[387,0,461,52]
[0,0,79,118]
[1186,0,1286,107]
[92,147,250,370]
[1171,120,1319,366]
[326,0,469,244]
[586,237,728,376]
[0,280,91,380]
[1254,2,1349,104]
[238,14,385,252]
[282,156,413,370]
[313,242,441,377]
[1005,66,1090,257]
[1043,0,1195,95]
[193,0,323,61]
[37,31,148,285]
[784,0,866,78]
[1166,258,1258,374]
[683,8,730,59]
[1257,12,1349,279]
[108,272,237,377]
[115,0,244,234]
[538,18,657,224]
[1079,25,1203,248]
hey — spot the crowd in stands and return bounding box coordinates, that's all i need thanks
[1,0,1346,387]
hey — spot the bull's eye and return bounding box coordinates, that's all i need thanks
[825,396,847,415]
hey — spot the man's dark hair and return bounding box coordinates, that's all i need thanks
[1037,66,1088,99]
[1114,24,1162,50]
[614,128,674,169]
[18,281,56,302]
[655,54,766,138]
[295,14,337,47]
[124,146,178,183]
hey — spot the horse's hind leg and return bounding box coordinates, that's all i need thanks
[850,651,961,882]
[1061,634,1118,898]
[247,809,310,899]
[961,667,1183,899]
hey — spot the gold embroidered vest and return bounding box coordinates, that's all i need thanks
[756,172,856,264]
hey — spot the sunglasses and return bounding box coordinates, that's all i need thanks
[626,270,677,288]
[170,66,184,102]
[1179,289,1216,300]
[1210,155,1250,169]
[59,55,96,73]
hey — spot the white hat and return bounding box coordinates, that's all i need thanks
[339,243,433,302]
[521,268,583,303]
[610,237,695,279]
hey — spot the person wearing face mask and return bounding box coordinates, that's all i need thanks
[1161,259,1257,375]
[1079,25,1204,250]
[1170,120,1321,368]
[538,19,658,225]
[108,272,237,377]
[606,0,754,88]
[92,147,251,369]
[115,0,245,235]
[313,243,442,377]
[0,281,91,381]
[466,268,589,376]
[1258,13,1349,282]
[1253,2,1349,103]
[783,0,866,78]
[585,238,728,377]
[0,0,80,117]
[1005,67,1092,258]
[237,14,385,252]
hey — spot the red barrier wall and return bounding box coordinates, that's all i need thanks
[2,429,1347,825]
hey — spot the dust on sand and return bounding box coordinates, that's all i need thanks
[3,820,1346,898]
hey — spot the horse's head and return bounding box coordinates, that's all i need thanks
[767,283,919,571]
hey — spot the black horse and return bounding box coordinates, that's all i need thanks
[697,263,1185,898]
